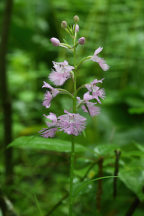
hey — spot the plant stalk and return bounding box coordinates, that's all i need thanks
[69,26,77,216]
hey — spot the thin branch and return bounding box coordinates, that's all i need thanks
[125,197,140,216]
[96,157,104,212]
[113,150,121,198]
[46,193,68,216]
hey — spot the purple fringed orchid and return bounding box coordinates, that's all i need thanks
[40,17,109,138]
[40,16,110,215]
[91,47,109,71]
[49,61,74,86]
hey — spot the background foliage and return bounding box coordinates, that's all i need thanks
[0,0,144,215]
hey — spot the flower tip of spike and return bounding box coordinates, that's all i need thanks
[50,37,60,46]
[73,15,79,22]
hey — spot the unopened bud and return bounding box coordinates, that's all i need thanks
[61,21,67,29]
[73,15,79,22]
[50,37,60,46]
[78,37,85,45]
[75,24,79,33]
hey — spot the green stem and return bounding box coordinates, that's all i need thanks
[69,26,77,216]
[76,56,92,70]
[69,136,75,216]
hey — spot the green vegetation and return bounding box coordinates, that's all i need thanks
[0,0,144,215]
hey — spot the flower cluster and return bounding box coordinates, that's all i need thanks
[40,111,86,137]
[39,15,109,138]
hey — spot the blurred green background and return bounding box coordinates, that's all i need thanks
[0,0,144,215]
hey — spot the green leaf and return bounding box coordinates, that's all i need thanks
[73,176,117,198]
[93,143,119,157]
[119,160,144,201]
[129,107,144,114]
[9,135,86,153]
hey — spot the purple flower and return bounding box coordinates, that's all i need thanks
[58,110,86,136]
[50,37,60,46]
[91,47,109,71]
[85,79,105,104]
[78,37,85,45]
[77,96,100,117]
[42,82,59,108]
[49,61,74,86]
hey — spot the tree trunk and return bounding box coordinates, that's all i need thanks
[0,0,14,184]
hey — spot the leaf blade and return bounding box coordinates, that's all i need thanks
[9,135,86,153]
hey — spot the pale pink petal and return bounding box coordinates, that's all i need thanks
[83,92,93,100]
[94,47,103,55]
[82,102,100,117]
[44,112,57,122]
[42,81,53,89]
[43,91,52,108]
[91,78,104,85]
[98,58,110,71]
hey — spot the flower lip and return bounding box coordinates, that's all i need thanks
[42,82,59,108]
[57,110,86,136]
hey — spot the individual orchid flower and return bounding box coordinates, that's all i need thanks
[49,61,74,86]
[42,82,59,108]
[77,95,100,117]
[91,47,109,71]
[39,112,58,138]
[85,79,105,104]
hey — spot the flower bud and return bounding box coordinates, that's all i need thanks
[73,15,79,22]
[61,21,67,29]
[75,24,79,33]
[50,37,60,46]
[78,37,85,45]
